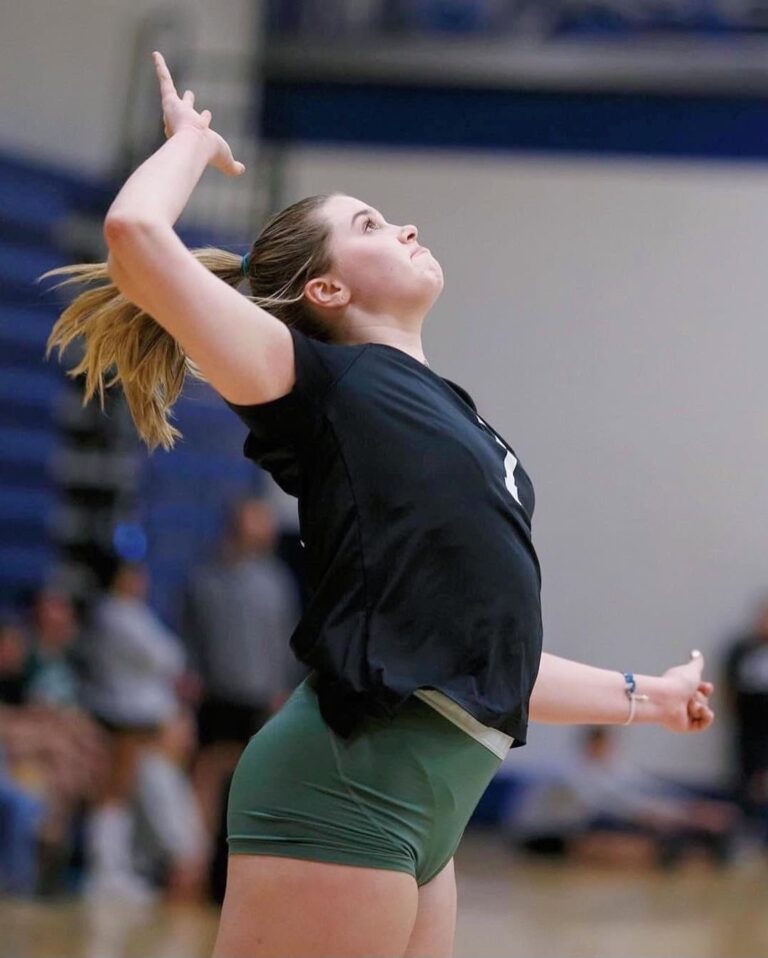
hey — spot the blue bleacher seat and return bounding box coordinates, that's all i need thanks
[0,546,54,590]
[0,153,93,601]
[0,176,71,238]
[0,428,57,466]
[0,367,65,410]
[0,460,50,488]
[0,306,60,354]
[0,150,266,612]
[1,489,55,571]
[0,240,67,300]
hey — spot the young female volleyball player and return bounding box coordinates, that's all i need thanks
[44,52,715,958]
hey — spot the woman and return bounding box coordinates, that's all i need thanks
[44,51,714,958]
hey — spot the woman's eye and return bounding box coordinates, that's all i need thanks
[364,218,379,232]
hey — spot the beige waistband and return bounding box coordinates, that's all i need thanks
[412,688,514,761]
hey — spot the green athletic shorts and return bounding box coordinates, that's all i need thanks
[227,670,503,886]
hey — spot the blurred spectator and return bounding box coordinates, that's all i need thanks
[511,726,739,869]
[0,771,46,895]
[133,709,209,902]
[21,587,80,709]
[0,606,109,896]
[722,596,768,838]
[78,559,191,902]
[80,560,191,729]
[0,613,45,895]
[265,474,310,608]
[181,495,303,899]
[0,613,28,706]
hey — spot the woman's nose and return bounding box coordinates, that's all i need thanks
[399,224,418,243]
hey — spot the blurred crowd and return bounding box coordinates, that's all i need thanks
[509,597,768,870]
[3,500,768,898]
[0,494,305,902]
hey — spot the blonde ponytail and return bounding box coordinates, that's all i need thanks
[42,248,243,451]
[42,193,336,452]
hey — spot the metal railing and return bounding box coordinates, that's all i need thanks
[263,1,768,95]
[265,1,768,40]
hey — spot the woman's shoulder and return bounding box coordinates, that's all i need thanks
[289,327,373,394]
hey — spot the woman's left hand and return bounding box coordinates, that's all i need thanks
[657,650,715,733]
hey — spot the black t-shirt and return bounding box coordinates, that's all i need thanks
[225,327,543,747]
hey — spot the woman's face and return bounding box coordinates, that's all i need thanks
[313,194,443,320]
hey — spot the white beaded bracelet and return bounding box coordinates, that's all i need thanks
[622,672,650,726]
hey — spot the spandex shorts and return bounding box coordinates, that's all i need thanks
[227,670,503,886]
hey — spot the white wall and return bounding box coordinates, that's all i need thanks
[0,0,258,176]
[289,147,768,781]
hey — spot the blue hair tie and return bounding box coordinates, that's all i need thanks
[240,252,250,277]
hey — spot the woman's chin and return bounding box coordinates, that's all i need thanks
[426,266,445,298]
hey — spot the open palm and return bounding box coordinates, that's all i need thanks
[152,50,245,177]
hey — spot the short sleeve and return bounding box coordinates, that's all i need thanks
[223,326,363,495]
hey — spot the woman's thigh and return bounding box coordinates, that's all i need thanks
[213,853,419,958]
[404,856,457,958]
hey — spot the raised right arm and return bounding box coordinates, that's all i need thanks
[104,54,295,406]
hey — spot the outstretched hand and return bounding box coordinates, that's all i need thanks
[152,50,245,177]
[658,650,715,734]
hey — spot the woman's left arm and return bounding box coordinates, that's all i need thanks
[529,650,714,733]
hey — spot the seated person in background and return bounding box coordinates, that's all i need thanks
[21,587,80,710]
[0,606,108,895]
[0,612,46,895]
[512,726,740,869]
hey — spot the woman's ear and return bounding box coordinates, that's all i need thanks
[304,276,350,310]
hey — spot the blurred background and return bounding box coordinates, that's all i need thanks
[2,2,768,956]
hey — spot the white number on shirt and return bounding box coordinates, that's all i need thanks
[476,415,521,506]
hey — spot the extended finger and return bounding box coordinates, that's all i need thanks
[183,89,195,107]
[153,51,178,100]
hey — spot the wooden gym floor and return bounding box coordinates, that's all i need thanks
[1,828,767,958]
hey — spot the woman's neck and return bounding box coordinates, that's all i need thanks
[341,323,429,366]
